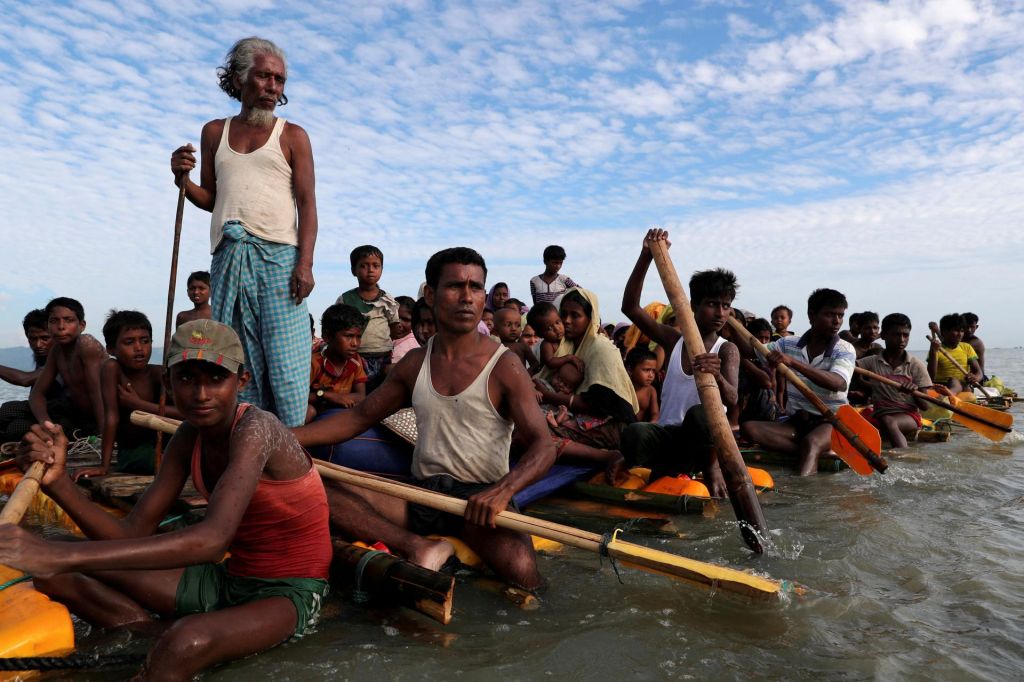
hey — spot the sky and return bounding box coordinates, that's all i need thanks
[1,0,1023,351]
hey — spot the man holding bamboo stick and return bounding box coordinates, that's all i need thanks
[295,248,557,591]
[170,37,317,428]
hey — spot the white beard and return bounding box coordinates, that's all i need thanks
[242,107,275,128]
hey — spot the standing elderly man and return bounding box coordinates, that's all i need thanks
[170,37,317,427]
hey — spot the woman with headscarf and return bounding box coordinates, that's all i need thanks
[533,288,638,482]
[485,282,511,312]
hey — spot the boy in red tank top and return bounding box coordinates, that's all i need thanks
[5,319,332,681]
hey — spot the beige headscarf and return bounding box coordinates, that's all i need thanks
[542,287,640,415]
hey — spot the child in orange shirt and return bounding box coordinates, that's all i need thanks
[307,304,368,422]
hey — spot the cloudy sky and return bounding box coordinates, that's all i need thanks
[1,0,1022,351]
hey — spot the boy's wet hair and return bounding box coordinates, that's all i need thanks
[689,268,738,305]
[45,297,85,322]
[505,297,525,311]
[770,305,792,318]
[939,313,965,332]
[961,312,979,327]
[395,295,416,312]
[625,346,657,368]
[526,302,557,331]
[881,313,911,335]
[747,318,772,337]
[102,310,153,348]
[807,288,847,315]
[543,245,566,262]
[322,304,367,337]
[350,245,384,271]
[187,270,211,286]
[22,309,48,333]
[424,247,487,290]
[411,297,431,327]
[560,290,592,319]
[848,312,863,328]
[859,311,879,326]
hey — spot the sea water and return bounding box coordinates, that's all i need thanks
[2,350,1021,681]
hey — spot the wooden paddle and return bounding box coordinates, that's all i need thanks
[727,317,887,475]
[927,323,985,394]
[646,241,770,554]
[130,410,795,601]
[153,179,187,472]
[0,462,47,525]
[854,366,1012,442]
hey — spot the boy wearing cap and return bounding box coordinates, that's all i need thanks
[6,320,333,681]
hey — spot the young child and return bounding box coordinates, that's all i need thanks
[9,320,332,680]
[853,311,882,358]
[75,310,181,479]
[539,362,585,428]
[625,346,659,423]
[737,318,779,425]
[770,305,794,339]
[338,245,399,390]
[741,288,856,476]
[839,311,863,344]
[961,312,986,378]
[520,322,539,349]
[527,302,578,375]
[308,304,369,422]
[175,270,212,327]
[28,297,106,437]
[411,297,436,346]
[485,282,510,312]
[0,310,57,441]
[619,230,740,496]
[857,313,934,449]
[927,313,982,393]
[390,296,419,365]
[505,298,527,314]
[529,244,580,305]
[481,309,495,335]
[493,307,540,372]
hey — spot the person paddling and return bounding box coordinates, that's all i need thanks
[295,248,556,592]
[1,320,332,681]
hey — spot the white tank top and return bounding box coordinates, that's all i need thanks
[411,338,513,484]
[658,335,728,426]
[210,117,297,252]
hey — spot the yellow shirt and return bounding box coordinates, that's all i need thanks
[934,342,977,382]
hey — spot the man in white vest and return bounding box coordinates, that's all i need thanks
[170,36,317,427]
[296,248,556,592]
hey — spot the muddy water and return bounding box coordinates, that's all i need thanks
[6,350,1022,681]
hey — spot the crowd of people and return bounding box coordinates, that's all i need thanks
[0,35,995,682]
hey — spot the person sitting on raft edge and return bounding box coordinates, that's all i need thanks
[740,288,856,476]
[294,247,557,593]
[2,319,332,682]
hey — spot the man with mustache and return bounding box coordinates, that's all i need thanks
[170,37,318,428]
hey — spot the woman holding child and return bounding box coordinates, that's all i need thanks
[533,288,638,482]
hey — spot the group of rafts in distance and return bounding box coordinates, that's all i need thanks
[0,240,1017,676]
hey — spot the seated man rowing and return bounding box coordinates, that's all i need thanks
[295,247,556,592]
[1,320,332,681]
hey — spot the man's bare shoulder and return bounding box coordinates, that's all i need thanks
[77,334,107,360]
[492,346,533,390]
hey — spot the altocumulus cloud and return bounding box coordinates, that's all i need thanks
[0,0,1022,348]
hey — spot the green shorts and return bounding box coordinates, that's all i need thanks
[114,443,156,474]
[175,563,330,637]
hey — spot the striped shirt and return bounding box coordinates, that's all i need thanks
[530,274,579,305]
[768,332,855,415]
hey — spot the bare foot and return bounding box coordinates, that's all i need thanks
[545,411,559,429]
[409,537,456,572]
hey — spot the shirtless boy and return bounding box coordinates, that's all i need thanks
[29,297,106,436]
[741,288,856,476]
[296,247,556,591]
[619,229,740,497]
[175,271,212,327]
[961,312,986,378]
[624,346,659,423]
[2,320,332,681]
[0,309,56,441]
[75,311,182,480]
[853,311,882,358]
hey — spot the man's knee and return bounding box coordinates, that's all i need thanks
[153,617,217,668]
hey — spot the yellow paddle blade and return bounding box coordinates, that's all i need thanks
[830,405,882,476]
[746,467,774,490]
[957,391,977,403]
[948,395,1013,442]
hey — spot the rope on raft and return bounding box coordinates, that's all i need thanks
[0,653,146,671]
[0,574,31,592]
